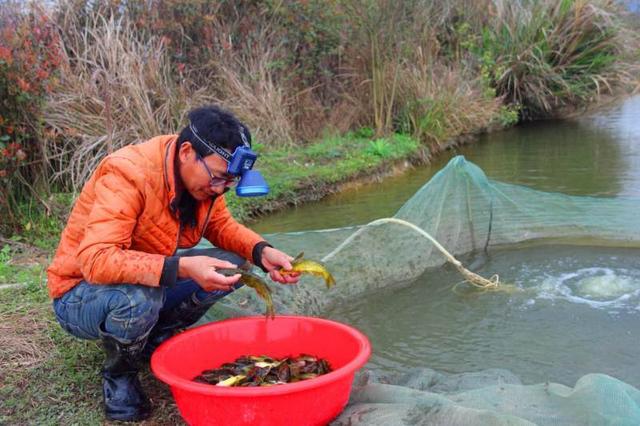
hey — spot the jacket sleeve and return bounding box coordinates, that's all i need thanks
[76,159,165,286]
[204,196,266,262]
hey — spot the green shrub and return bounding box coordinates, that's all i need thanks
[0,5,61,233]
[366,138,393,158]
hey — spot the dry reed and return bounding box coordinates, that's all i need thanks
[397,56,502,145]
[44,12,214,190]
[38,0,640,193]
[205,27,297,148]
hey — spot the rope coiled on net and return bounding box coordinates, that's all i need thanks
[322,217,500,289]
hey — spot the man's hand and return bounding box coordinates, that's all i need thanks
[261,247,301,285]
[178,256,241,292]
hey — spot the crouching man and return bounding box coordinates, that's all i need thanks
[47,105,299,421]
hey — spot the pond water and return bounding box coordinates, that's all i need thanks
[248,96,640,388]
[325,244,640,387]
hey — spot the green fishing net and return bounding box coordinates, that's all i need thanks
[201,156,640,425]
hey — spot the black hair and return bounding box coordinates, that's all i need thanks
[177,105,251,157]
[174,105,249,228]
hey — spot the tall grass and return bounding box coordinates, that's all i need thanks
[339,0,505,145]
[340,0,438,136]
[397,60,502,146]
[0,0,637,229]
[479,0,627,118]
[44,12,213,189]
[206,26,297,148]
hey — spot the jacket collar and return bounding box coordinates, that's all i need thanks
[163,136,180,214]
[163,136,217,218]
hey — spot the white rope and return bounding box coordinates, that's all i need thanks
[322,217,500,289]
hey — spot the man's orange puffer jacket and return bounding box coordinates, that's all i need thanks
[47,135,265,299]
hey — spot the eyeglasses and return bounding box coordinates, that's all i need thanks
[198,157,238,188]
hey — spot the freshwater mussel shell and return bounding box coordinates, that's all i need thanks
[193,353,332,387]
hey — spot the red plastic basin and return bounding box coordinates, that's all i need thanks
[151,315,371,426]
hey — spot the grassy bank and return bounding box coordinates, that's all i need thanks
[0,263,181,424]
[228,130,422,221]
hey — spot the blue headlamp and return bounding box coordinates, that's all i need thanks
[190,123,269,197]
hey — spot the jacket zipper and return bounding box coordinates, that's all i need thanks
[198,200,215,242]
[173,198,215,253]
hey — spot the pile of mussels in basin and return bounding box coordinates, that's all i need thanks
[193,355,332,387]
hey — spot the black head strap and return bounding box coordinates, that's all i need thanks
[189,123,231,162]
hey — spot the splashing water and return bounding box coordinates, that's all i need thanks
[537,267,640,310]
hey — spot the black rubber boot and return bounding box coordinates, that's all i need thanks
[142,292,211,361]
[100,329,152,422]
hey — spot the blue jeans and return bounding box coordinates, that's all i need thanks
[52,248,245,342]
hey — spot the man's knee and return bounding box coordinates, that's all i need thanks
[104,285,164,341]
